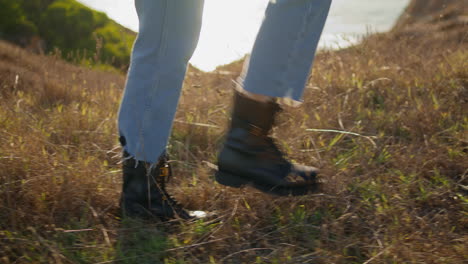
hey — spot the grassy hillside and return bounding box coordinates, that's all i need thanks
[0,2,467,263]
[393,0,467,44]
[0,0,136,68]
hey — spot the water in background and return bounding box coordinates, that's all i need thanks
[322,0,410,48]
[78,0,410,71]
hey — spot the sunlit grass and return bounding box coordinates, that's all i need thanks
[0,25,467,263]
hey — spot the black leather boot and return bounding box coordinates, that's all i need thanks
[216,91,320,196]
[120,151,206,221]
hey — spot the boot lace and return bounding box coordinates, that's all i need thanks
[150,157,186,214]
[254,135,292,177]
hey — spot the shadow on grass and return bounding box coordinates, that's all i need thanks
[113,218,171,264]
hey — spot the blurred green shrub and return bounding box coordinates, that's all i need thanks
[41,0,97,53]
[0,0,38,41]
[0,0,135,68]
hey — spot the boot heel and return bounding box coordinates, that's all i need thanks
[215,171,249,188]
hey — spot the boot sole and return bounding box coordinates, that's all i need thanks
[215,170,318,196]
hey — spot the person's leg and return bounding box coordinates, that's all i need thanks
[118,0,205,164]
[216,0,332,196]
[240,0,331,101]
[118,0,205,219]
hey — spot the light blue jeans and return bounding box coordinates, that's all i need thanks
[118,0,332,163]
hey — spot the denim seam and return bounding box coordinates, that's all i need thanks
[138,0,169,163]
[280,1,314,98]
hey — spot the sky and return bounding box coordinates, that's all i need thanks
[78,0,410,71]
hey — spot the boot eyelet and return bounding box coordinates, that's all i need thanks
[160,167,169,177]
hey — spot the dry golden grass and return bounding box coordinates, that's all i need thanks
[0,25,467,263]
